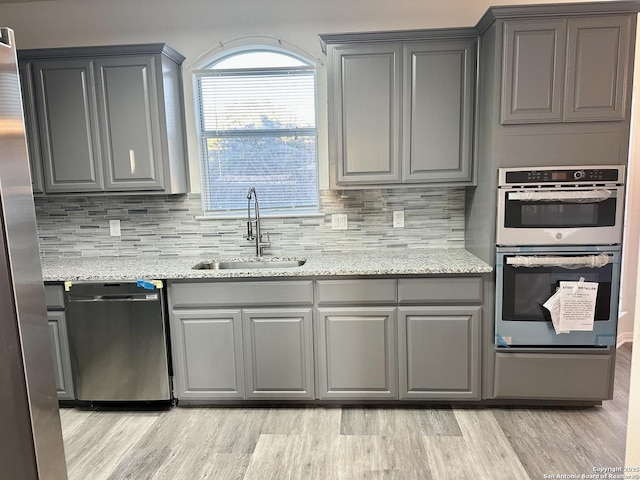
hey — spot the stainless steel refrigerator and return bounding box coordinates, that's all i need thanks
[0,27,68,479]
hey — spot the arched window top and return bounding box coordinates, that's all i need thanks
[207,50,311,70]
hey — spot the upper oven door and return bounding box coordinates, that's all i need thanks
[496,186,624,246]
[495,247,620,347]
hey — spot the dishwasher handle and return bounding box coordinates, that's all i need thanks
[68,293,159,302]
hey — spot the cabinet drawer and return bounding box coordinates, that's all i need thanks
[493,352,614,400]
[398,277,482,304]
[170,281,314,308]
[44,284,65,309]
[316,279,397,305]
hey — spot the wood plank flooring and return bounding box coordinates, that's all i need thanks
[59,344,633,480]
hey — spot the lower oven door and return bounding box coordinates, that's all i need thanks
[495,246,621,347]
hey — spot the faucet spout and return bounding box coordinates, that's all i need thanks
[246,187,270,256]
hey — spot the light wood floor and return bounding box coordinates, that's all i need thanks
[60,344,633,480]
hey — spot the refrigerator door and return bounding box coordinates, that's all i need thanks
[0,27,68,479]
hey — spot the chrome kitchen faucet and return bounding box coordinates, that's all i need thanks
[246,187,271,256]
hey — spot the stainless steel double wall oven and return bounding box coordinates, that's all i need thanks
[495,165,625,348]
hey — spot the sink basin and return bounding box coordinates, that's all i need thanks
[192,259,306,270]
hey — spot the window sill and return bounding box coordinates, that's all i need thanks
[196,212,325,221]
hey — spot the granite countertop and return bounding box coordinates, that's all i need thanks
[40,249,493,282]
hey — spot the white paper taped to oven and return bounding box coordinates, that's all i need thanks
[543,277,598,334]
[506,254,612,269]
[507,189,612,203]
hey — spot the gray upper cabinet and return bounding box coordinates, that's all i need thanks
[402,40,475,183]
[19,44,188,195]
[33,59,104,192]
[501,14,632,124]
[330,44,402,185]
[321,30,477,188]
[95,56,165,191]
[563,15,631,121]
[501,19,567,124]
[18,62,45,194]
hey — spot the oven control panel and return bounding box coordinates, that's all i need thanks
[499,165,625,187]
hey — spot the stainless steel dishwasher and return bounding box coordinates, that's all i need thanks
[65,282,171,402]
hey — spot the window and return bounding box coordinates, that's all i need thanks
[195,48,319,217]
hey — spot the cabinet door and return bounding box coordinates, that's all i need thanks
[501,19,567,124]
[402,40,475,184]
[563,15,631,122]
[18,62,44,194]
[317,307,397,400]
[242,308,314,399]
[33,59,104,192]
[170,309,244,400]
[330,45,401,185]
[47,311,75,400]
[398,306,480,400]
[95,56,165,191]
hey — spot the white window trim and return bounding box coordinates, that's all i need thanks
[191,35,322,218]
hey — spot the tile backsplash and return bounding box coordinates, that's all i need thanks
[35,188,465,258]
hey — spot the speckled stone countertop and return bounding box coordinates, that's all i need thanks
[40,249,492,282]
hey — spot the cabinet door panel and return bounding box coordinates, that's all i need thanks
[171,309,244,400]
[403,40,475,183]
[18,62,44,194]
[332,45,401,184]
[501,19,567,124]
[242,308,314,399]
[33,59,104,192]
[47,311,75,400]
[95,56,165,190]
[564,16,630,121]
[317,307,397,399]
[493,352,614,400]
[398,307,480,400]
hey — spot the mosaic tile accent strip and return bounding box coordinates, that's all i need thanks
[34,188,465,258]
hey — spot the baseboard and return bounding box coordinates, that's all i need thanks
[617,332,634,347]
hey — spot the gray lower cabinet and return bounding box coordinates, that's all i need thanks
[398,306,481,400]
[242,308,314,399]
[501,14,632,124]
[44,284,75,400]
[316,307,397,400]
[19,44,188,195]
[493,352,615,401]
[171,309,245,400]
[47,311,75,401]
[168,280,314,401]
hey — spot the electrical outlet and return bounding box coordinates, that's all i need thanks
[331,214,348,230]
[393,210,405,228]
[109,219,121,237]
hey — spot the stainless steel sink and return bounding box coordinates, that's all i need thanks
[192,259,306,270]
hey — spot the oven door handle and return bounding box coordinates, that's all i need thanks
[506,254,612,268]
[507,189,613,203]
